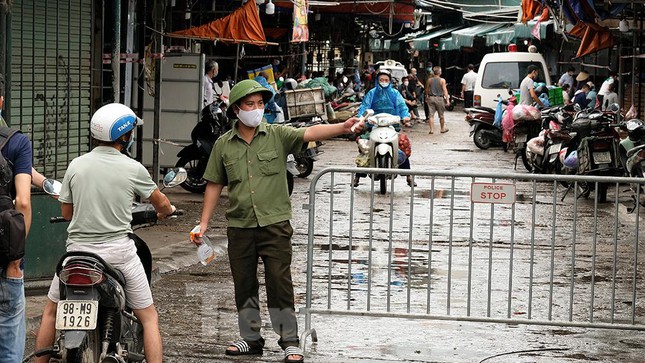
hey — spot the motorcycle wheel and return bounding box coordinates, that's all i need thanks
[597,183,608,203]
[376,154,390,195]
[175,156,207,194]
[294,156,314,178]
[520,148,532,172]
[287,172,294,196]
[65,329,100,363]
[473,128,493,150]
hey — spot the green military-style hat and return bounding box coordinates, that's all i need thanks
[226,79,273,119]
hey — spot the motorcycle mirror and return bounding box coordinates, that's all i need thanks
[573,104,582,112]
[42,178,62,196]
[163,167,188,188]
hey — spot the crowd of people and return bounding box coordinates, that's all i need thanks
[557,67,619,111]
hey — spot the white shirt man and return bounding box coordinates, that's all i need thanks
[203,60,219,108]
[460,64,477,108]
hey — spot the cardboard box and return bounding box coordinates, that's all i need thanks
[284,88,327,121]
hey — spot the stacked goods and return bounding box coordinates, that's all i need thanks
[514,86,564,106]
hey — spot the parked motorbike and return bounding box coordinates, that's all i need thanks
[465,96,509,150]
[619,118,645,210]
[175,96,229,193]
[284,118,325,178]
[34,168,187,363]
[560,105,622,202]
[524,106,575,175]
[512,106,565,171]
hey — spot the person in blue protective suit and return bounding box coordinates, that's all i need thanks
[354,69,416,188]
[357,69,411,124]
[253,73,281,123]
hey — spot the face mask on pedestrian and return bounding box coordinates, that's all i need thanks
[403,81,409,87]
[237,107,264,128]
[379,81,390,88]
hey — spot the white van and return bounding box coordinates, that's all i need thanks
[375,59,408,87]
[473,52,550,109]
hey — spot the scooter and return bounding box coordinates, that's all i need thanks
[619,118,645,210]
[34,169,187,363]
[359,111,400,195]
[465,96,508,150]
[175,96,229,193]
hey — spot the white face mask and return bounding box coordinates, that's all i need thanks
[237,108,264,128]
[379,81,390,88]
[403,81,409,86]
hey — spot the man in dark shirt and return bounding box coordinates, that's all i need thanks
[0,75,33,363]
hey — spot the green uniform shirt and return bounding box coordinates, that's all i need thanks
[203,121,306,228]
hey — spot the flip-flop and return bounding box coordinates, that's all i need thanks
[441,129,449,133]
[284,346,304,363]
[429,130,434,134]
[225,339,264,356]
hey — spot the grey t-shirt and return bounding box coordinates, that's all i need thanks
[519,76,534,105]
[59,146,157,244]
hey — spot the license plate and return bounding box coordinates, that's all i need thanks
[548,143,562,154]
[593,151,611,164]
[515,134,527,143]
[55,300,98,330]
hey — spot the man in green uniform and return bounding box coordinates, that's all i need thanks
[193,79,362,363]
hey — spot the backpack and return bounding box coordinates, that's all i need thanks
[0,127,27,267]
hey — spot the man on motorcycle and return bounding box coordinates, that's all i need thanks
[34,103,176,363]
[192,79,363,363]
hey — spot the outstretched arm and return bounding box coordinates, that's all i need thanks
[303,117,363,142]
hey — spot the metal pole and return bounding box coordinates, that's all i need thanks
[234,43,240,82]
[0,0,7,77]
[112,0,121,102]
[124,0,136,107]
[152,0,163,184]
[135,0,146,163]
[301,42,306,76]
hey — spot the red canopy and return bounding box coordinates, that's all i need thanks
[167,0,276,45]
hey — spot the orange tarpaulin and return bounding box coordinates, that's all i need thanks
[574,22,614,59]
[167,0,274,45]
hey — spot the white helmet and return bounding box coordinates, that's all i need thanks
[90,103,143,142]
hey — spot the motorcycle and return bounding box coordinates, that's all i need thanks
[356,110,400,195]
[284,118,324,178]
[619,118,645,210]
[560,105,622,202]
[465,96,509,150]
[524,106,574,175]
[34,168,187,363]
[175,96,229,193]
[512,106,562,172]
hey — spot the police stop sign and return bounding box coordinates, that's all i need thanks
[470,182,516,204]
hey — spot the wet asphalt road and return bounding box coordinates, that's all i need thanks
[24,107,645,362]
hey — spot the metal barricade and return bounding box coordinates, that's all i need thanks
[300,167,645,347]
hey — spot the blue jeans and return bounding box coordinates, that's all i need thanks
[0,268,26,363]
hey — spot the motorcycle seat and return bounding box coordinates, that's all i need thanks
[58,252,126,287]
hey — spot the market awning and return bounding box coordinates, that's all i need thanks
[485,25,516,46]
[514,20,553,39]
[451,23,505,48]
[439,36,458,51]
[410,26,462,51]
[438,23,505,50]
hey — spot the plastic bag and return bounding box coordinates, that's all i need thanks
[398,134,412,157]
[502,104,515,143]
[527,136,544,156]
[539,93,550,108]
[512,105,541,121]
[493,98,503,128]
